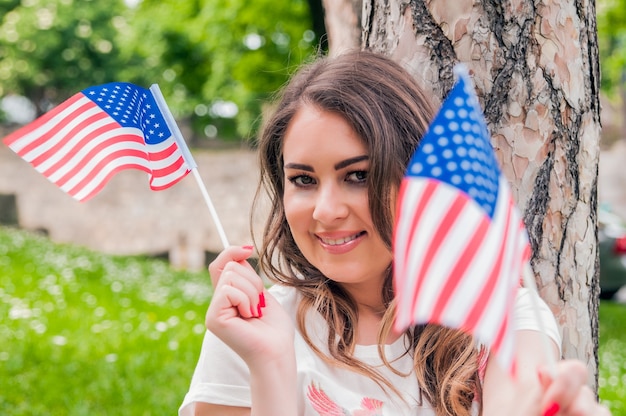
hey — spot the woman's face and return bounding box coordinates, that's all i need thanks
[282,105,392,290]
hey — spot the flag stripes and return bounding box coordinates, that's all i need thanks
[3,82,192,201]
[392,66,530,374]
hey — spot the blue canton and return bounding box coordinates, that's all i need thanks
[82,82,172,145]
[407,72,501,218]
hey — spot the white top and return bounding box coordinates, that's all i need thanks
[179,285,561,416]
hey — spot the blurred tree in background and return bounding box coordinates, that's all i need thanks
[597,0,626,144]
[0,0,132,118]
[597,0,626,95]
[0,0,320,143]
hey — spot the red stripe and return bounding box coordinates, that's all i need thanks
[393,180,410,295]
[73,162,150,202]
[400,179,437,309]
[15,99,98,157]
[461,199,515,331]
[491,308,510,359]
[149,155,185,178]
[65,148,148,195]
[407,191,468,318]
[149,171,188,190]
[401,180,437,264]
[53,134,146,187]
[430,213,491,322]
[2,94,86,148]
[148,141,178,161]
[38,119,121,175]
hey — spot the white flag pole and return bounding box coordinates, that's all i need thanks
[150,84,230,249]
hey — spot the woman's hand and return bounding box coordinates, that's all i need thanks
[205,245,295,367]
[538,360,612,416]
[483,329,612,416]
[204,246,298,416]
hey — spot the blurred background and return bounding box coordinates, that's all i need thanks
[0,0,625,414]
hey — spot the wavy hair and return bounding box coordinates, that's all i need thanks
[251,50,481,416]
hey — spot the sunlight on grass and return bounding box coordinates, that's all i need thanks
[0,226,212,415]
[599,300,626,415]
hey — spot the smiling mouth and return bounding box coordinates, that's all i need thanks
[317,231,366,246]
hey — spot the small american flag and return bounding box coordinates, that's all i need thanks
[393,66,530,373]
[3,82,194,201]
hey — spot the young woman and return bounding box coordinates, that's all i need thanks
[179,51,610,416]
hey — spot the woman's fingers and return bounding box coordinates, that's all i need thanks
[208,245,256,287]
[538,360,587,411]
[216,265,264,315]
[538,361,612,416]
[206,283,257,330]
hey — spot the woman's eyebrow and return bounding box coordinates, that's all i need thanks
[284,155,369,172]
[334,155,369,170]
[284,163,314,172]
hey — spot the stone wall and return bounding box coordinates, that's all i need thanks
[0,142,266,271]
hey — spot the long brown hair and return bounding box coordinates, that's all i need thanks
[252,50,481,416]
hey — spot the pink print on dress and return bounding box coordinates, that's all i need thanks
[307,383,384,416]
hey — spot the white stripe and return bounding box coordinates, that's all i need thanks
[448,179,521,358]
[147,142,184,170]
[20,102,103,162]
[472,182,520,340]
[413,185,485,320]
[8,96,92,154]
[71,154,150,201]
[59,141,149,191]
[394,179,428,326]
[149,163,189,188]
[36,118,125,175]
[146,137,179,154]
[46,126,144,182]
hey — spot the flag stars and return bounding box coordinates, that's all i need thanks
[408,78,501,217]
[82,82,172,143]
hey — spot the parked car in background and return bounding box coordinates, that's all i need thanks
[598,205,626,299]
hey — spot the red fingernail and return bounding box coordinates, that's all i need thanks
[257,304,263,318]
[259,292,266,308]
[242,245,253,250]
[543,402,559,416]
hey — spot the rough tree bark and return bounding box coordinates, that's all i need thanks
[321,0,362,55]
[336,0,601,389]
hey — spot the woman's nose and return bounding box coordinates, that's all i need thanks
[312,183,350,223]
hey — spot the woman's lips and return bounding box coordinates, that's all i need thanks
[316,231,366,254]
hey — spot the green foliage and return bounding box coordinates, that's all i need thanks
[599,300,626,415]
[597,0,626,96]
[0,0,133,109]
[0,226,212,415]
[0,0,317,142]
[127,0,317,139]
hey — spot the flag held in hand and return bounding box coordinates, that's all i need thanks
[3,82,195,201]
[393,65,530,374]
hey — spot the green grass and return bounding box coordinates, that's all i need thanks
[0,226,211,415]
[1,225,625,415]
[599,300,626,415]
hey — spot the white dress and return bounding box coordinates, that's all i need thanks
[179,285,561,416]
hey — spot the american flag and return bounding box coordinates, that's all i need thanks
[3,82,195,202]
[393,66,530,373]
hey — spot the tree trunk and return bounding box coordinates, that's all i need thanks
[359,0,602,389]
[321,0,362,55]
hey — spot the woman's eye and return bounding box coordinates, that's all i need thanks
[288,174,316,187]
[347,170,368,183]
